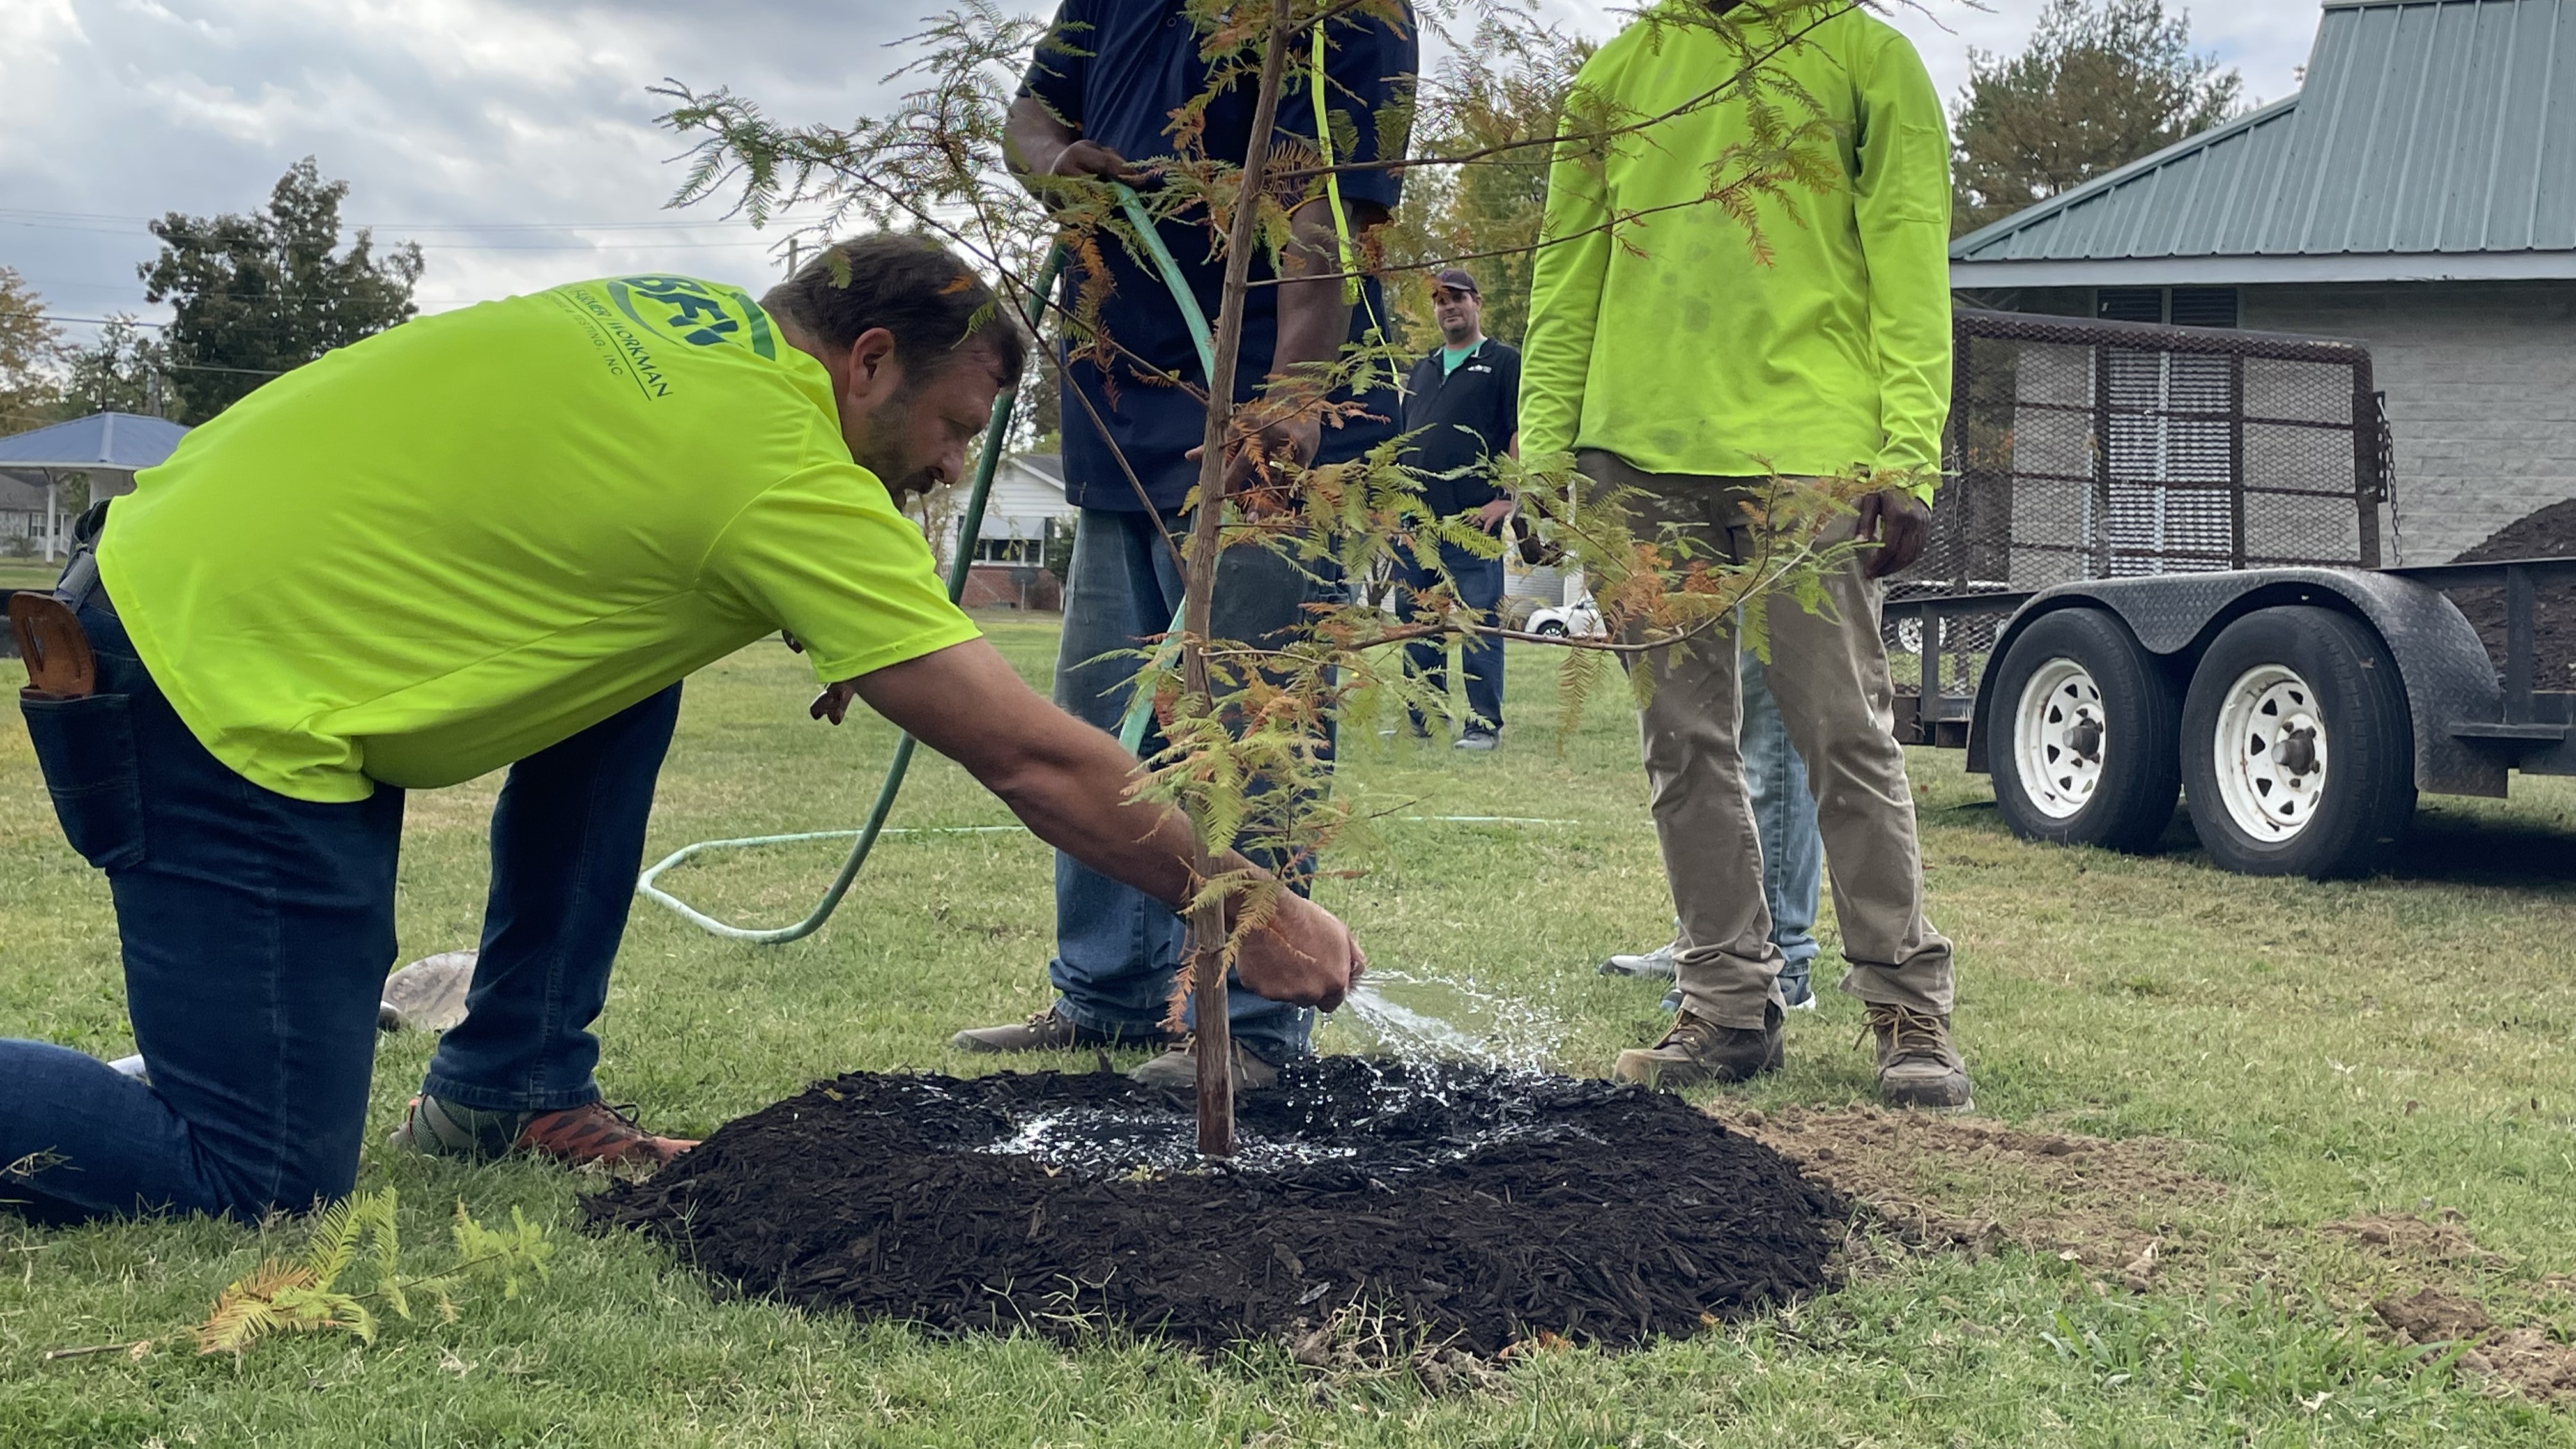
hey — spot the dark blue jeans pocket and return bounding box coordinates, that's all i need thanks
[20,692,147,871]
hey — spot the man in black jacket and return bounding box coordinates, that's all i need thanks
[1395,268,1519,749]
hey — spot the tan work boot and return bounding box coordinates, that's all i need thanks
[1612,1005,1782,1090]
[392,1096,697,1170]
[951,1007,1165,1054]
[1128,1036,1283,1096]
[1862,1004,1974,1112]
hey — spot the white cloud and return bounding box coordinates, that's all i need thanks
[0,0,2321,350]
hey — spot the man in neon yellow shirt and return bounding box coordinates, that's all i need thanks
[1520,0,1968,1107]
[3,235,1364,1223]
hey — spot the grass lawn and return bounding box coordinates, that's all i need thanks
[4,610,2574,1446]
[0,560,63,593]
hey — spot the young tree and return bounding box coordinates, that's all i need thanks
[1951,0,2241,234]
[55,315,175,421]
[0,266,65,434]
[141,158,425,420]
[661,0,1883,1153]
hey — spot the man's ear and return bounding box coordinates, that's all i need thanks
[842,326,903,406]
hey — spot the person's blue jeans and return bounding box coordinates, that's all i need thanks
[1742,647,1823,1000]
[1046,507,1331,1064]
[1393,539,1505,735]
[3,586,678,1222]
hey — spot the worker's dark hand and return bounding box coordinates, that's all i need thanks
[1186,411,1321,514]
[1230,892,1365,1013]
[1473,498,1515,535]
[1855,487,1931,579]
[1046,139,1135,182]
[811,679,859,725]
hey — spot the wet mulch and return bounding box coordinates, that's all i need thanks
[2444,498,2576,689]
[585,1059,1846,1354]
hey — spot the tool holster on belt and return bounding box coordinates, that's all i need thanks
[12,500,109,700]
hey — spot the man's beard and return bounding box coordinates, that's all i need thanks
[852,394,934,499]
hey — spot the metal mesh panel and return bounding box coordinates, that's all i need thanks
[1887,309,2391,702]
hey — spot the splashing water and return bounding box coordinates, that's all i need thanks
[1331,966,1563,1070]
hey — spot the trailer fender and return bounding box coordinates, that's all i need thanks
[1966,569,2505,797]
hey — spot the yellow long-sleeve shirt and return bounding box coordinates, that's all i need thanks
[1519,1,1953,496]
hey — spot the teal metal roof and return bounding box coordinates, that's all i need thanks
[1951,0,2576,285]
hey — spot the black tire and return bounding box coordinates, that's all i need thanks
[1987,608,2182,852]
[2181,606,2416,879]
[1533,619,1567,638]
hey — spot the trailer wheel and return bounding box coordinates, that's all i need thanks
[1988,608,2181,852]
[2181,606,2416,879]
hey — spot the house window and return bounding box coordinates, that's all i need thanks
[974,535,1043,564]
[2096,286,2238,328]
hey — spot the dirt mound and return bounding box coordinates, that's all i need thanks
[586,1060,1846,1354]
[2444,498,2576,689]
[1712,1104,2229,1291]
[2373,1285,2576,1400]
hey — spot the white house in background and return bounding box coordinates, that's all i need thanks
[960,452,1078,610]
[1951,0,2576,564]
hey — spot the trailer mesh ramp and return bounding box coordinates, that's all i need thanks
[1886,309,2394,697]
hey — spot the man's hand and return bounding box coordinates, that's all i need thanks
[1473,498,1515,535]
[1186,398,1321,512]
[1230,892,1365,1013]
[1045,139,1133,181]
[1854,487,1931,579]
[811,679,858,724]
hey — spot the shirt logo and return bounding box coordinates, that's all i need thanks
[608,275,777,359]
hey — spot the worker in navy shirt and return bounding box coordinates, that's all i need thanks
[1394,267,1519,749]
[953,1,1416,1094]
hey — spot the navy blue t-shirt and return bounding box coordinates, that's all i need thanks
[1022,1,1417,512]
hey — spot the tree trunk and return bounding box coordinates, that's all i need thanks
[1181,0,1298,1159]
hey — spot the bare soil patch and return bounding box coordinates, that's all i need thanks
[586,1061,1846,1354]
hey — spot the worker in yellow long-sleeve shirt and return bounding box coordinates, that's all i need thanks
[1519,0,1968,1108]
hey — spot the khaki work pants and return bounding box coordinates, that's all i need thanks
[1581,451,1954,1030]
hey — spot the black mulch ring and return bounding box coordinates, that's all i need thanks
[2448,498,2576,687]
[585,1059,1847,1354]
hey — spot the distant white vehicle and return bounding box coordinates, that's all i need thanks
[1524,594,1604,639]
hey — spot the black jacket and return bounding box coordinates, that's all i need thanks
[1398,337,1520,517]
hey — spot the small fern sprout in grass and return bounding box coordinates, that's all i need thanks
[43,1188,556,1363]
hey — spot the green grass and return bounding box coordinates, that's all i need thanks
[0,560,61,592]
[4,612,2573,1446]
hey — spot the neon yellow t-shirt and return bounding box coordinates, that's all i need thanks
[98,274,982,803]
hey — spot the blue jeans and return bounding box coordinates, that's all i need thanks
[1393,540,1505,735]
[1742,648,1823,999]
[1046,507,1331,1064]
[4,588,678,1222]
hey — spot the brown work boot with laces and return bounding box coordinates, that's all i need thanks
[392,1094,696,1170]
[1611,1004,1782,1090]
[1861,1004,1974,1112]
[950,1006,1168,1054]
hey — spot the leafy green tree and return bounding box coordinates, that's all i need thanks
[55,314,174,420]
[0,265,64,435]
[1951,0,2242,235]
[141,157,425,420]
[1384,19,1593,350]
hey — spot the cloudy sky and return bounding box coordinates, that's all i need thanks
[2,0,2322,349]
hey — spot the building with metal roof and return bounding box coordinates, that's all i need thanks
[0,411,190,562]
[1951,0,2576,562]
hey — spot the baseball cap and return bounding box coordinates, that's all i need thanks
[1430,267,1480,295]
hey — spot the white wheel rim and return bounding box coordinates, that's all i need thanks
[2012,657,2108,820]
[2212,664,2329,841]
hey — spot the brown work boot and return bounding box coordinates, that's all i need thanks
[1862,1004,1974,1112]
[392,1095,696,1170]
[950,1006,1166,1054]
[1611,1005,1782,1090]
[1128,1036,1284,1096]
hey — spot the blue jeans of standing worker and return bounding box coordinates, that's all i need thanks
[1046,506,1331,1065]
[2,585,679,1222]
[1742,647,1823,1000]
[1393,540,1505,735]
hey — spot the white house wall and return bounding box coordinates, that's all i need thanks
[2239,279,2576,564]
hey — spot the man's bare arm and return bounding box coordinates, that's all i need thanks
[1004,94,1130,192]
[839,638,1360,1008]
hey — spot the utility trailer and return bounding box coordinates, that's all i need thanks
[1884,309,2574,879]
